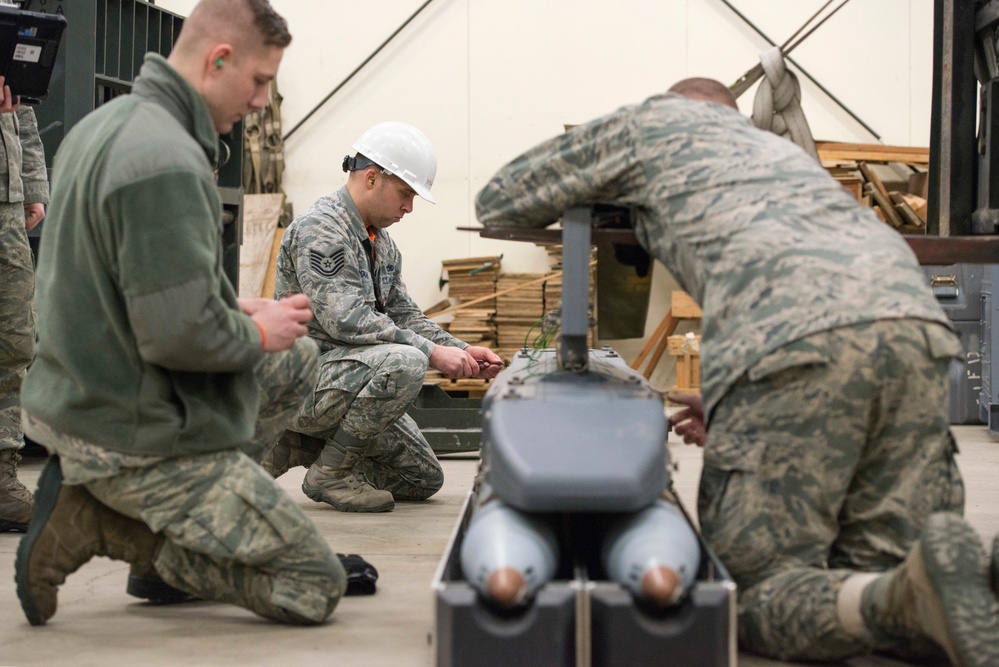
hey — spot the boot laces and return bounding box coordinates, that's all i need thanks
[0,449,21,477]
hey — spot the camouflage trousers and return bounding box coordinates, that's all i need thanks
[287,342,443,500]
[699,319,964,662]
[0,202,34,452]
[55,338,346,624]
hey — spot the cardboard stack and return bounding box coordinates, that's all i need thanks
[494,273,547,362]
[440,256,501,346]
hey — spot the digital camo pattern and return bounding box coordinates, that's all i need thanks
[699,320,964,661]
[272,186,457,499]
[475,92,954,419]
[0,202,34,452]
[86,449,345,625]
[1,107,50,204]
[291,343,443,500]
[1,105,47,452]
[861,512,999,667]
[24,339,341,623]
[275,186,465,358]
[475,90,969,662]
[248,337,319,461]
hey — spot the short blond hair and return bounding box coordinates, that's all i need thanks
[175,0,291,57]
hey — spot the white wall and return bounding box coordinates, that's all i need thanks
[157,0,934,381]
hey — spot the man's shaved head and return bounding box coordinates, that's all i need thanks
[668,77,738,110]
[166,0,290,133]
[173,0,291,58]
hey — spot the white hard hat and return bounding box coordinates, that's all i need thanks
[348,121,437,204]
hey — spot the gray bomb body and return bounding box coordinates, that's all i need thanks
[459,499,559,607]
[602,499,701,606]
[465,348,695,609]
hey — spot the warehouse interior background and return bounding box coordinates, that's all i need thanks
[155,0,935,382]
[4,2,984,667]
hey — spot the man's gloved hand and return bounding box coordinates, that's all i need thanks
[337,553,379,595]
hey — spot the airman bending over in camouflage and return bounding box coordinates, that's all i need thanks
[267,121,503,513]
[16,0,348,627]
[475,77,999,666]
[0,73,47,533]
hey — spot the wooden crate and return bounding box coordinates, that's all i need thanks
[667,333,701,390]
[671,291,702,319]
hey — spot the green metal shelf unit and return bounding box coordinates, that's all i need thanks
[25,0,244,285]
[25,0,183,167]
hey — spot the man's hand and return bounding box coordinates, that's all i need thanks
[465,346,504,379]
[249,293,313,352]
[0,76,19,113]
[429,345,477,380]
[23,203,44,232]
[238,297,271,316]
[666,390,707,447]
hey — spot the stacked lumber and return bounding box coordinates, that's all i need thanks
[494,273,547,361]
[446,308,496,345]
[440,256,501,346]
[442,256,502,304]
[422,375,491,398]
[816,141,929,168]
[818,142,929,234]
[423,256,500,394]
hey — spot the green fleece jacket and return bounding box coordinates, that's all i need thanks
[21,54,265,456]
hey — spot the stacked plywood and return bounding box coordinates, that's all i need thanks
[443,256,501,303]
[818,142,929,234]
[440,256,501,347]
[494,273,547,361]
[446,307,496,345]
[423,256,501,395]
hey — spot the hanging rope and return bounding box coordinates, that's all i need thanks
[243,80,286,195]
[752,47,819,161]
[730,0,852,98]
[726,0,853,161]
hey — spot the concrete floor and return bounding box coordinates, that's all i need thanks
[1,424,996,667]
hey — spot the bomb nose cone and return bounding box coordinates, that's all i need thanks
[486,567,527,607]
[640,566,682,606]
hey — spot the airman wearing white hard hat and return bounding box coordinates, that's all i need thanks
[342,121,437,204]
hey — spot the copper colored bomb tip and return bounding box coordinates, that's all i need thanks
[486,567,527,607]
[640,565,682,606]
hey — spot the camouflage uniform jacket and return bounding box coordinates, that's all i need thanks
[0,106,49,205]
[276,186,465,359]
[22,54,264,457]
[475,92,956,419]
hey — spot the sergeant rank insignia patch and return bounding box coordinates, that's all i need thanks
[310,248,346,277]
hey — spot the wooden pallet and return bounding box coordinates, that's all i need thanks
[423,375,492,398]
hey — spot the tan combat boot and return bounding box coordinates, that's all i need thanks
[15,457,164,625]
[861,512,999,667]
[259,430,325,478]
[302,447,394,513]
[0,448,33,532]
